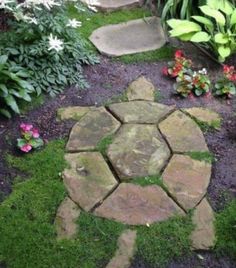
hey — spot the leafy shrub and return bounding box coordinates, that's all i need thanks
[0,55,34,117]
[0,3,98,97]
[166,0,236,62]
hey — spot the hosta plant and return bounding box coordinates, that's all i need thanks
[0,55,34,118]
[17,123,44,153]
[167,0,236,62]
[214,65,236,97]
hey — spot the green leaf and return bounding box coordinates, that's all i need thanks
[218,46,231,58]
[191,16,214,28]
[0,84,8,96]
[16,70,30,78]
[179,32,196,41]
[219,0,233,15]
[191,31,211,42]
[207,0,220,9]
[4,95,20,114]
[0,55,8,65]
[167,19,185,28]
[0,108,11,118]
[214,33,229,44]
[200,5,226,26]
[29,138,44,149]
[230,9,236,26]
[17,138,27,148]
[195,89,203,96]
[169,21,201,37]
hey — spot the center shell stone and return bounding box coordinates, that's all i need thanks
[107,124,171,180]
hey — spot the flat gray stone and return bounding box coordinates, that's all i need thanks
[66,107,120,152]
[81,0,142,12]
[108,101,174,124]
[63,152,118,211]
[159,110,209,153]
[94,183,184,225]
[55,197,81,240]
[106,229,137,268]
[162,154,211,210]
[108,124,171,180]
[126,76,155,101]
[191,198,216,250]
[89,17,166,57]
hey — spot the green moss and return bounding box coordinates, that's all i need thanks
[96,134,114,156]
[115,45,175,64]
[215,200,236,260]
[186,151,215,163]
[136,215,194,267]
[131,175,163,187]
[67,5,174,63]
[0,140,125,268]
[103,91,128,106]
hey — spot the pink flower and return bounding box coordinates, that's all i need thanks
[32,128,40,138]
[20,144,32,153]
[20,123,33,132]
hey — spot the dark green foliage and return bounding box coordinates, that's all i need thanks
[215,200,236,259]
[136,215,194,267]
[0,54,34,117]
[0,4,98,98]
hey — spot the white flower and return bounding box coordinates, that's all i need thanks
[198,68,207,75]
[87,4,97,12]
[48,34,64,52]
[19,0,61,10]
[66,18,82,28]
[0,0,14,10]
[28,17,38,24]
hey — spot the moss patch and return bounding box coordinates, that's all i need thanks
[186,151,215,163]
[131,175,163,187]
[95,134,114,157]
[0,140,125,268]
[136,215,193,267]
[215,200,236,260]
[67,5,174,63]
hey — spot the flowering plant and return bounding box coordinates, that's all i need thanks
[162,50,192,78]
[175,68,211,98]
[17,123,44,152]
[214,65,236,98]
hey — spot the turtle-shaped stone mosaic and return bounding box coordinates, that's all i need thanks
[55,77,219,266]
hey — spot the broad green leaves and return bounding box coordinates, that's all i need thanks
[200,5,226,25]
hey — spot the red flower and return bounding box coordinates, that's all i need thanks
[162,66,169,76]
[223,65,231,73]
[175,50,184,58]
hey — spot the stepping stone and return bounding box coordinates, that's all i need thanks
[107,124,171,179]
[66,107,120,152]
[191,198,216,250]
[126,76,155,101]
[108,101,174,124]
[106,229,137,268]
[162,154,211,211]
[94,183,184,225]
[182,107,221,130]
[159,110,208,153]
[63,152,118,211]
[57,106,93,121]
[81,0,142,12]
[54,197,81,240]
[89,17,166,57]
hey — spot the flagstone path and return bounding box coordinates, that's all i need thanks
[55,76,218,267]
